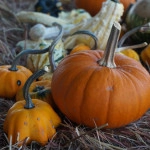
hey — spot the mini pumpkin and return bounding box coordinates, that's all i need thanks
[70,43,91,54]
[3,67,61,146]
[67,30,98,54]
[51,22,150,129]
[0,55,32,99]
[120,49,140,61]
[15,79,55,108]
[141,44,150,65]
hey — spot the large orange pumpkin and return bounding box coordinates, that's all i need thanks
[51,22,150,129]
[75,0,135,16]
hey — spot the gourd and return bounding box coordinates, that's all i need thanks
[75,0,135,16]
[15,80,55,107]
[70,44,91,54]
[16,0,124,51]
[16,23,65,74]
[51,22,150,129]
[0,52,33,99]
[68,30,98,54]
[3,66,61,146]
[141,44,150,65]
[120,49,140,61]
[64,0,124,50]
[125,0,150,44]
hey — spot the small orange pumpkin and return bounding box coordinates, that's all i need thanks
[3,67,61,146]
[51,22,150,129]
[0,63,32,99]
[70,44,91,54]
[75,0,135,16]
[15,79,55,107]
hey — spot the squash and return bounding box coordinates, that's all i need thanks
[141,44,150,65]
[125,0,150,44]
[16,23,65,73]
[64,0,124,50]
[15,80,55,107]
[16,0,124,51]
[68,30,98,54]
[3,66,61,146]
[0,65,32,99]
[0,49,33,99]
[51,22,150,129]
[70,43,91,54]
[75,0,135,16]
[120,49,140,61]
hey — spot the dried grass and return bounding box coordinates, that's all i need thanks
[0,0,150,150]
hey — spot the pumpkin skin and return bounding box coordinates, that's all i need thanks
[3,99,61,146]
[75,0,135,16]
[51,50,150,128]
[70,44,91,54]
[0,65,32,99]
[15,80,55,108]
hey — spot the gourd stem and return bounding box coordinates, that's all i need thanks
[9,47,49,71]
[9,22,63,71]
[24,66,50,109]
[116,42,148,52]
[118,22,150,47]
[71,30,98,50]
[98,22,121,68]
[49,23,63,72]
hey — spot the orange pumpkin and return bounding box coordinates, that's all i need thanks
[70,44,91,54]
[15,80,55,108]
[75,0,135,16]
[51,22,150,129]
[0,65,32,99]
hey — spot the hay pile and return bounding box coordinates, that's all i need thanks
[0,0,150,149]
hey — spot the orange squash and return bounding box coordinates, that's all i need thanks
[75,0,135,16]
[15,80,55,107]
[51,22,150,129]
[70,44,91,54]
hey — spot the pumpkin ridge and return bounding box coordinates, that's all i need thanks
[108,67,145,125]
[121,67,149,118]
[104,69,115,126]
[80,66,100,125]
[63,69,89,122]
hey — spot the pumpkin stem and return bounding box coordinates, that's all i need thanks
[24,66,50,109]
[49,23,63,72]
[98,22,121,68]
[118,22,150,47]
[9,22,63,71]
[71,30,98,50]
